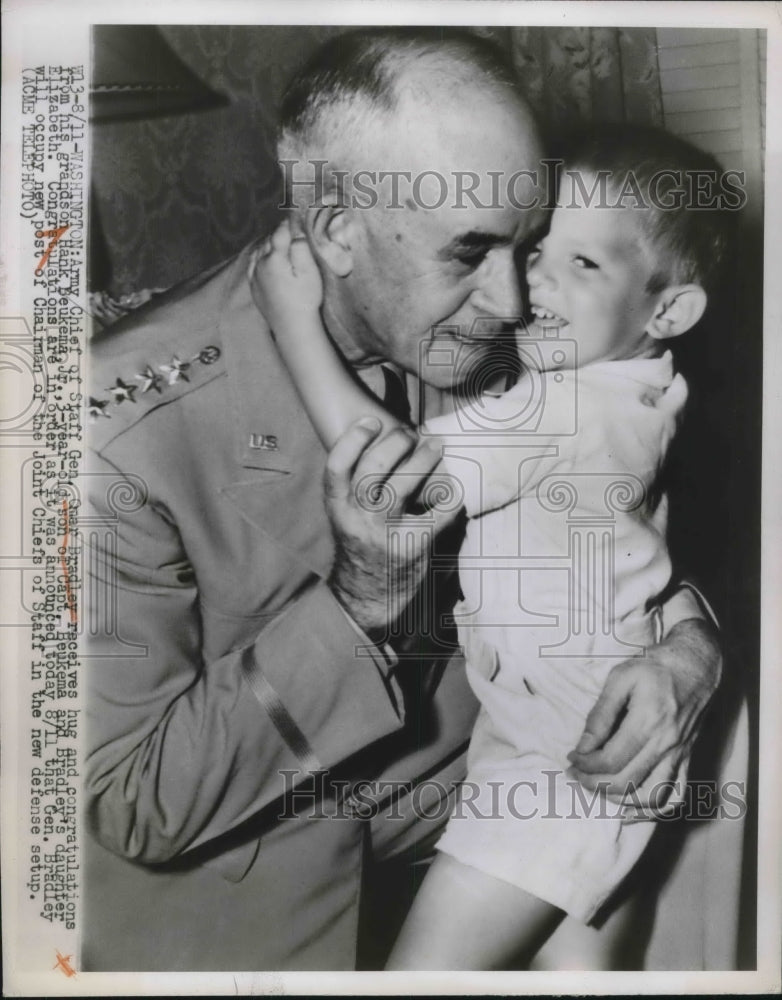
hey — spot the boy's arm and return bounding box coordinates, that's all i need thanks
[250,221,403,449]
[421,370,580,517]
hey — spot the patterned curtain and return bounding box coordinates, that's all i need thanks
[508,26,662,144]
[91,25,663,299]
[91,26,344,298]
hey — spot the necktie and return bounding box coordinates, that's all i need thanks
[381,365,412,425]
[377,366,465,710]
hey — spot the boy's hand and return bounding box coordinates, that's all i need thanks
[249,219,323,333]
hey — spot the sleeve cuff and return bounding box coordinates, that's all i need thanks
[660,580,720,634]
[243,581,406,774]
[335,602,399,675]
[335,602,406,715]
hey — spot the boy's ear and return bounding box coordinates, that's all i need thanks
[646,284,707,340]
[304,203,355,278]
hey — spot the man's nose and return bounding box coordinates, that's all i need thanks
[469,250,522,318]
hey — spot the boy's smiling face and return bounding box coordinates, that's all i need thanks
[525,172,664,368]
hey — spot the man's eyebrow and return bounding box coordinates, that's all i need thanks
[436,231,510,260]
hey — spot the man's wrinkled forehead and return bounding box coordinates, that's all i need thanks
[381,131,547,253]
[435,208,547,261]
[364,78,544,185]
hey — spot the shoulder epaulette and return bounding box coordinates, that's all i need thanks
[87,254,246,450]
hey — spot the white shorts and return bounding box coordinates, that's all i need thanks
[436,619,687,923]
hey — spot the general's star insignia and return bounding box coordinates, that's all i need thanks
[136,365,163,393]
[106,378,137,403]
[159,355,190,384]
[88,396,111,420]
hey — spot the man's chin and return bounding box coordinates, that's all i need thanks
[418,348,489,390]
[419,334,518,393]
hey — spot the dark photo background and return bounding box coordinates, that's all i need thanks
[88,24,764,969]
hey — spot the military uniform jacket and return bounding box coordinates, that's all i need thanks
[83,243,478,971]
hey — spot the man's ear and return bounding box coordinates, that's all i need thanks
[645,284,708,340]
[305,204,355,278]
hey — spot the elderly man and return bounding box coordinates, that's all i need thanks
[83,28,720,971]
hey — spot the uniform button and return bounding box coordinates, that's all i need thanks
[198,345,221,364]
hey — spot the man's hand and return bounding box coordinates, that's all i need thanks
[325,417,460,641]
[249,219,323,334]
[567,618,722,805]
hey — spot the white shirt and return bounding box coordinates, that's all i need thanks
[422,351,688,666]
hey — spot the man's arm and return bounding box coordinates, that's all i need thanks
[86,391,461,863]
[84,448,409,865]
[567,599,721,802]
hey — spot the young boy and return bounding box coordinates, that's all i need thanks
[251,126,730,970]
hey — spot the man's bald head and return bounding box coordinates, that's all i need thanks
[277,27,534,201]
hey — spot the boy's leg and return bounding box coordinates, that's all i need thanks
[385,852,563,970]
[528,892,648,971]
